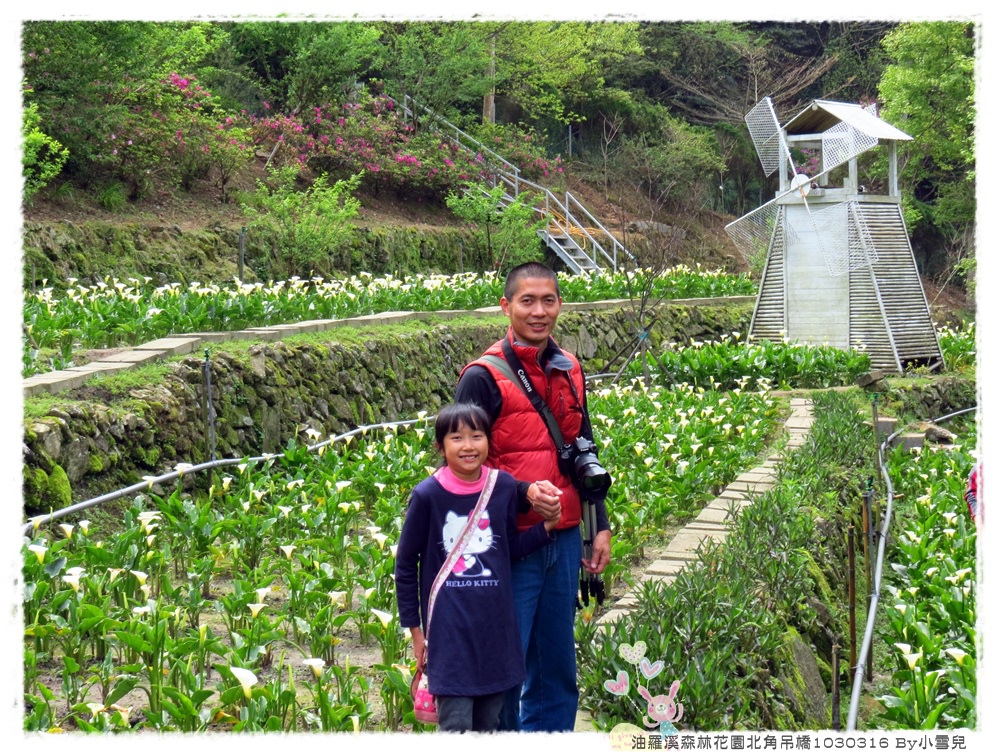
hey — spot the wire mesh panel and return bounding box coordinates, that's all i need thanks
[821,120,879,174]
[726,201,784,271]
[745,97,784,177]
[813,201,878,276]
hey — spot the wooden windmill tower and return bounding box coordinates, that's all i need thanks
[726,98,943,373]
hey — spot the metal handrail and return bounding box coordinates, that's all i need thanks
[387,91,637,273]
[497,173,606,272]
[845,405,978,730]
[563,204,619,270]
[566,192,631,269]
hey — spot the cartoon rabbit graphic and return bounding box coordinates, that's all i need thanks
[638,680,683,736]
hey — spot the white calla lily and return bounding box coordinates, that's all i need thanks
[229,666,258,699]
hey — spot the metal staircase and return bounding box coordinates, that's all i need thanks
[389,94,634,274]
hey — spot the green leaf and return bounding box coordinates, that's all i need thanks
[105,676,140,706]
[43,556,68,577]
[114,631,153,655]
[219,686,244,706]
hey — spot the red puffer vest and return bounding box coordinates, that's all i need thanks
[463,330,586,531]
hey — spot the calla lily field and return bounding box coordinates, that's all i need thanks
[23,363,783,732]
[23,266,755,377]
[20,272,977,732]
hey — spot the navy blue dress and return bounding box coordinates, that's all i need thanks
[395,471,551,696]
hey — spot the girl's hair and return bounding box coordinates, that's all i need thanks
[434,402,493,448]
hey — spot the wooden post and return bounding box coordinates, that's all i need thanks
[238,227,246,283]
[870,394,880,485]
[848,526,857,674]
[832,643,841,730]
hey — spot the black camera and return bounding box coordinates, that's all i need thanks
[559,437,611,499]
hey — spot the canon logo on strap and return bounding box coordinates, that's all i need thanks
[516,368,534,394]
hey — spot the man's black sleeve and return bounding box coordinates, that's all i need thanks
[454,364,503,423]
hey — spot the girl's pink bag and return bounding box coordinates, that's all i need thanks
[410,667,437,725]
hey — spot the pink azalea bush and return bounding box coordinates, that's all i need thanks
[242,93,562,202]
[92,72,252,199]
[241,94,491,201]
[469,122,564,183]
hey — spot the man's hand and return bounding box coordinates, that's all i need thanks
[527,480,562,521]
[582,529,611,574]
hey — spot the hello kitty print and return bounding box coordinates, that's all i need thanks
[441,509,496,579]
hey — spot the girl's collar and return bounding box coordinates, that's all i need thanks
[433,465,491,494]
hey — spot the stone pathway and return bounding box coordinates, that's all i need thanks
[573,396,815,731]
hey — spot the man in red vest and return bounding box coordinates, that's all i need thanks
[456,262,612,732]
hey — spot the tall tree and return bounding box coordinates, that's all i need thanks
[877,21,976,280]
[490,21,642,125]
[374,22,491,121]
[643,22,841,126]
[222,22,382,114]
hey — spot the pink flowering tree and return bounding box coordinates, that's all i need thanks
[244,93,494,202]
[22,21,236,201]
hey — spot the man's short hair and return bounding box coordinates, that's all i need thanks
[503,262,560,301]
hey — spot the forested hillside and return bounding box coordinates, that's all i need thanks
[21,20,976,298]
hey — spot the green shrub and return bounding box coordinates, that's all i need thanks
[648,333,871,391]
[937,321,976,372]
[21,101,69,201]
[445,182,545,275]
[241,166,362,275]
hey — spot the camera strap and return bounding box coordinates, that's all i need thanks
[481,341,607,608]
[477,338,565,451]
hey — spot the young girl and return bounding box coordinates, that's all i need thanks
[395,402,560,732]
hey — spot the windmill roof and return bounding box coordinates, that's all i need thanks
[783,100,912,141]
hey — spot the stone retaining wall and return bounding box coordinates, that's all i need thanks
[23,299,754,512]
[23,220,485,289]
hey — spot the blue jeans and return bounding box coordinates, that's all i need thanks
[498,527,581,732]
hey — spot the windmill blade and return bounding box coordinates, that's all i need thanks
[725,194,803,269]
[725,164,827,263]
[811,201,879,276]
[821,120,879,176]
[745,97,794,178]
[725,200,781,268]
